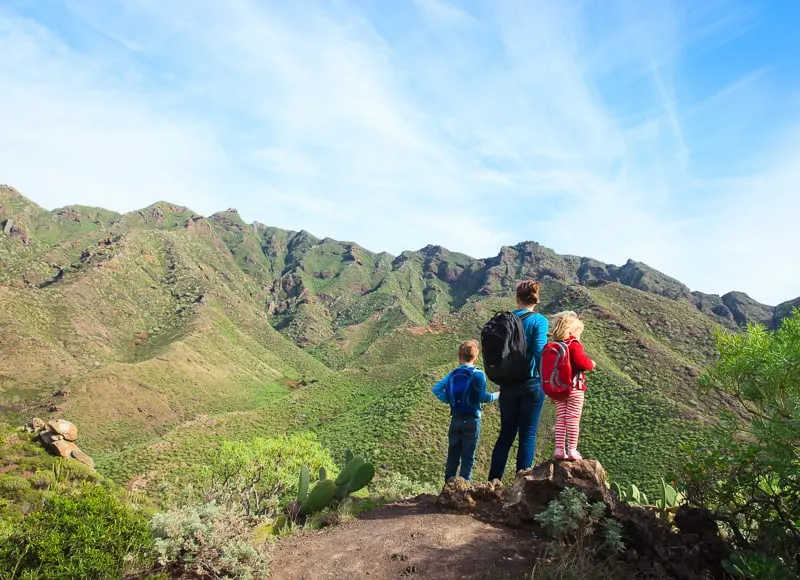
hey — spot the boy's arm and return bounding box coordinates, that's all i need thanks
[570,341,596,372]
[476,371,499,403]
[431,374,451,404]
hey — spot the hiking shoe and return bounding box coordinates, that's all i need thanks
[567,449,582,461]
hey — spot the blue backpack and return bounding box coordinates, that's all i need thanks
[446,367,482,416]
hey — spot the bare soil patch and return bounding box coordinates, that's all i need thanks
[270,495,539,579]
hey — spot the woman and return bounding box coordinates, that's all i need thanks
[488,280,548,481]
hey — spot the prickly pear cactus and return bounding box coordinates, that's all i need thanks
[300,479,337,515]
[298,464,310,504]
[348,463,375,493]
[627,484,642,505]
[660,478,679,507]
[335,456,366,486]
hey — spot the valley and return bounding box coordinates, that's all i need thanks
[1,184,796,494]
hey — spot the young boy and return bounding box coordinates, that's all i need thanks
[432,340,499,482]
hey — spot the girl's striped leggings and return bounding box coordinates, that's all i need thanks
[554,390,585,452]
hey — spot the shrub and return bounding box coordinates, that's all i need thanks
[374,472,438,500]
[723,551,799,580]
[205,432,335,515]
[532,489,627,579]
[0,475,31,493]
[535,488,624,556]
[150,502,270,579]
[681,310,800,574]
[29,470,56,490]
[0,484,154,579]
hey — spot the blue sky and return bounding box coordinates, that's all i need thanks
[1,0,799,304]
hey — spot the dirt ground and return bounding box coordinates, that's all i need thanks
[269,495,540,579]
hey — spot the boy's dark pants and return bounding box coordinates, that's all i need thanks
[445,415,481,481]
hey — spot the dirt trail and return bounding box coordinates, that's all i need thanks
[269,495,539,579]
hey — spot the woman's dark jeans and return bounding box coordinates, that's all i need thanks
[488,378,545,481]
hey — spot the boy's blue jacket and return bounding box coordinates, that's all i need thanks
[432,364,499,417]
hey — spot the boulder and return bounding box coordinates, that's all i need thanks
[26,417,96,471]
[505,459,613,522]
[50,439,79,459]
[48,419,78,442]
[437,478,504,511]
[612,502,730,580]
[40,432,64,444]
[71,449,95,470]
[24,418,46,433]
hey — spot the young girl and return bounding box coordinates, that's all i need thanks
[549,311,596,461]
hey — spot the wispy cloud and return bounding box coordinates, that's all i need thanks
[0,0,798,304]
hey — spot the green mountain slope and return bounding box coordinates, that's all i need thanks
[1,185,796,495]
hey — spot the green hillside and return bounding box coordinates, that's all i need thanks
[2,184,797,497]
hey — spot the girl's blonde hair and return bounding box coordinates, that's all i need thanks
[550,311,585,341]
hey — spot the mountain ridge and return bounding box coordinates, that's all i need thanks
[1,184,796,493]
[2,184,793,329]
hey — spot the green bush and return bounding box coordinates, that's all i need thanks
[682,310,800,574]
[0,475,31,493]
[29,470,56,490]
[374,472,438,499]
[535,488,624,556]
[0,484,154,579]
[723,551,799,580]
[205,432,335,515]
[532,488,626,580]
[150,502,270,579]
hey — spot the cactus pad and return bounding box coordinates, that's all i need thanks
[298,464,310,504]
[335,456,366,486]
[300,480,336,515]
[347,463,375,493]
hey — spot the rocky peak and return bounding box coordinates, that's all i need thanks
[613,259,691,300]
[0,184,21,198]
[721,291,775,328]
[775,297,800,325]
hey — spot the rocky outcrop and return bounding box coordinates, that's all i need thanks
[775,296,800,326]
[504,459,613,522]
[435,459,729,579]
[721,291,774,328]
[1,218,32,244]
[24,418,95,470]
[436,477,504,511]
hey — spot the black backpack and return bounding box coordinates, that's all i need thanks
[481,311,534,385]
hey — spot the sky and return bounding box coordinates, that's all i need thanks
[1,0,799,305]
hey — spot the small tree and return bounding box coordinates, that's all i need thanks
[682,309,800,573]
[204,432,335,515]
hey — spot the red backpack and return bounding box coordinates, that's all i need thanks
[541,340,576,400]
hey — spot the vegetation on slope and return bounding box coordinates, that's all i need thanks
[1,186,797,500]
[681,310,800,576]
[0,425,154,578]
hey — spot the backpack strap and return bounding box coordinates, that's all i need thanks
[518,311,535,321]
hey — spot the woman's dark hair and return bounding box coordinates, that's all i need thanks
[516,280,540,306]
